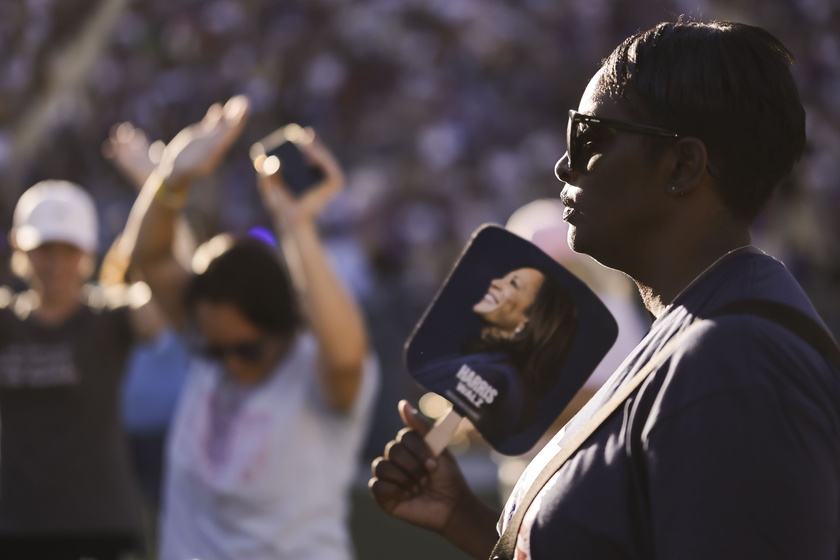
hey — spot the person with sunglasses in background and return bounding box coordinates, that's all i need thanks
[122,96,379,560]
[370,20,840,560]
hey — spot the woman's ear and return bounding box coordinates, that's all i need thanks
[666,137,710,196]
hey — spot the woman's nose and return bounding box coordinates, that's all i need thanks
[555,152,576,184]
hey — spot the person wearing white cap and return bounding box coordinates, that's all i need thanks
[0,179,138,558]
[10,180,100,317]
[0,178,173,559]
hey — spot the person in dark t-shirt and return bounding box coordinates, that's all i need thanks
[369,20,840,560]
[0,180,162,560]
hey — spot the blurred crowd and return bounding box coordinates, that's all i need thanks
[0,0,838,453]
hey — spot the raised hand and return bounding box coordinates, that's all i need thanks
[102,122,164,189]
[255,127,344,227]
[158,95,250,185]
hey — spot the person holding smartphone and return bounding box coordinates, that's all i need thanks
[122,97,379,560]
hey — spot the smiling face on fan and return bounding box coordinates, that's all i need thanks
[472,267,545,337]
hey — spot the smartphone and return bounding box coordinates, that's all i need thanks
[249,124,325,196]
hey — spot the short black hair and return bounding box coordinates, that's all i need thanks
[599,20,806,222]
[185,236,301,336]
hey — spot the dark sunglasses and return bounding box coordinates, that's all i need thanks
[196,339,268,363]
[565,110,721,178]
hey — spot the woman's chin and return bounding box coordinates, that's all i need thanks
[472,303,491,316]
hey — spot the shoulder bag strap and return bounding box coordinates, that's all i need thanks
[490,320,707,560]
[491,299,840,560]
[709,299,840,368]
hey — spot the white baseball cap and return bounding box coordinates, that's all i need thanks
[12,180,98,253]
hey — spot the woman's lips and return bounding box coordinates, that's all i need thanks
[560,187,579,222]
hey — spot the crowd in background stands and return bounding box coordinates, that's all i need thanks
[0,0,838,451]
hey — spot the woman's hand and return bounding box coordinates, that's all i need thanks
[102,122,164,189]
[255,128,343,229]
[158,95,250,186]
[369,401,500,559]
[369,400,464,532]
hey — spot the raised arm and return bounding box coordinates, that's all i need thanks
[101,120,193,341]
[121,96,249,329]
[255,129,367,411]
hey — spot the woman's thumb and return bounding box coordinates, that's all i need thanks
[398,399,433,436]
